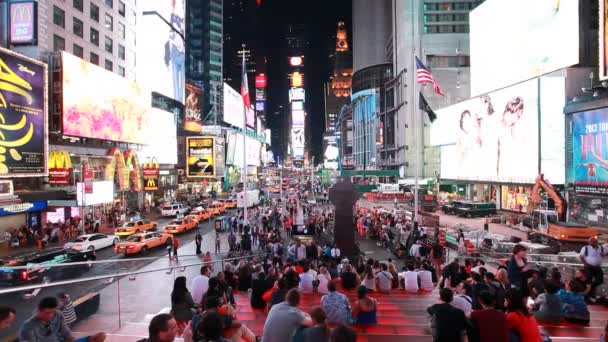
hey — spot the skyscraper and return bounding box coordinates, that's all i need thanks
[186,0,223,124]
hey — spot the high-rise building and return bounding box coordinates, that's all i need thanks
[391,0,483,179]
[6,0,137,80]
[186,0,223,124]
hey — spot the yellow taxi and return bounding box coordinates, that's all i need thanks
[114,232,172,255]
[114,220,159,238]
[163,218,198,234]
[210,201,226,215]
[222,199,237,209]
[186,208,212,223]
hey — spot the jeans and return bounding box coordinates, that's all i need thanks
[585,264,604,297]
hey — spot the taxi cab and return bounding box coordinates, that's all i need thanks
[114,232,172,255]
[210,201,226,215]
[114,220,159,237]
[222,199,237,209]
[163,218,198,234]
[186,207,212,223]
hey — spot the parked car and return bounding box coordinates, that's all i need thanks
[64,234,119,251]
[114,232,172,255]
[441,201,469,215]
[0,247,96,286]
[455,202,497,218]
[161,203,190,217]
[163,218,198,234]
[114,220,159,237]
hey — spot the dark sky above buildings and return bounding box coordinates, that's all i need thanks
[251,0,352,162]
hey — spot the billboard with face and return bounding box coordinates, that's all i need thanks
[62,52,149,144]
[184,82,203,132]
[137,0,186,102]
[0,47,47,177]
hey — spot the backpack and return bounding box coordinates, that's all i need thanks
[584,245,604,257]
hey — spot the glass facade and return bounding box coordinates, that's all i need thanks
[352,89,379,168]
[186,0,223,124]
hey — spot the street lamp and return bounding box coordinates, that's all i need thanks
[141,11,185,42]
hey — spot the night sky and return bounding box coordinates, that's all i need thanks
[254,0,352,163]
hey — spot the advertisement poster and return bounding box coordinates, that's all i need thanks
[9,2,36,44]
[184,83,203,132]
[139,108,177,165]
[246,106,255,129]
[437,80,539,183]
[0,48,47,177]
[48,151,72,185]
[601,0,608,80]
[143,160,160,191]
[223,83,244,128]
[214,137,225,178]
[572,108,608,195]
[292,110,305,127]
[137,0,185,102]
[186,137,214,178]
[62,52,149,144]
[470,0,579,95]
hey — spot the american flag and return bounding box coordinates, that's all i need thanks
[416,56,445,96]
[241,54,250,109]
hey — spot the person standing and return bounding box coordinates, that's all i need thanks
[507,244,530,291]
[171,276,196,336]
[215,233,221,253]
[171,236,179,260]
[191,266,211,305]
[579,237,605,301]
[194,232,202,255]
[57,293,77,328]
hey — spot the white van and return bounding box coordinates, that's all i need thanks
[161,203,190,217]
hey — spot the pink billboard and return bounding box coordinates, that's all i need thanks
[10,2,36,44]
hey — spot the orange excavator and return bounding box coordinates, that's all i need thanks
[525,174,597,252]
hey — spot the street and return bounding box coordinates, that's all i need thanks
[0,210,238,341]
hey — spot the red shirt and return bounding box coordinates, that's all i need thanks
[470,309,508,342]
[173,238,179,248]
[507,311,542,342]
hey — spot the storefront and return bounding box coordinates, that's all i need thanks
[500,185,531,213]
[0,201,48,235]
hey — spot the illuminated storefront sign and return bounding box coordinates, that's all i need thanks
[105,148,142,191]
[142,158,160,191]
[0,200,46,216]
[48,151,72,185]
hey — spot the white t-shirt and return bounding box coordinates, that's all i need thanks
[400,271,419,292]
[580,245,605,266]
[410,244,421,258]
[376,271,393,292]
[418,270,434,291]
[191,274,209,304]
[451,295,472,317]
[317,273,331,294]
[299,272,314,293]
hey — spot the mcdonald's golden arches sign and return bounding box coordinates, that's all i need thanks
[143,158,160,191]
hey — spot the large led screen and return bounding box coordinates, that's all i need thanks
[0,47,47,177]
[437,80,539,183]
[223,83,244,128]
[572,108,608,195]
[62,52,149,144]
[246,106,255,129]
[186,137,215,178]
[140,108,177,165]
[137,0,185,102]
[291,128,304,158]
[601,0,608,80]
[184,82,203,133]
[470,0,579,95]
[292,110,305,127]
[230,134,261,168]
[539,75,566,185]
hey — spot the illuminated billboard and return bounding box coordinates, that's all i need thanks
[601,0,608,80]
[137,0,186,102]
[292,101,303,111]
[256,101,265,112]
[223,83,244,128]
[255,74,267,88]
[184,83,203,132]
[291,72,303,87]
[470,0,579,95]
[140,108,177,165]
[289,56,304,67]
[214,137,225,177]
[246,106,256,129]
[292,110,305,127]
[62,52,149,144]
[289,88,305,102]
[291,128,305,159]
[0,47,47,177]
[572,108,608,195]
[230,134,261,167]
[9,2,36,44]
[437,80,539,183]
[186,137,215,178]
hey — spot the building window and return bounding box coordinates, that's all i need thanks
[427,55,471,68]
[438,25,454,33]
[118,22,125,39]
[73,0,83,12]
[90,52,99,65]
[73,17,84,38]
[53,6,65,28]
[105,36,113,53]
[53,34,65,52]
[105,13,113,31]
[90,3,99,22]
[90,28,99,46]
[118,66,125,77]
[105,59,113,71]
[73,44,84,58]
[118,45,125,60]
[454,14,468,22]
[454,25,469,33]
[118,1,126,16]
[105,0,113,8]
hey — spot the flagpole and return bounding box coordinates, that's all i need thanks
[412,0,419,225]
[241,46,248,227]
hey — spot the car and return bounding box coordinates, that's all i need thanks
[114,232,173,255]
[64,234,119,252]
[209,202,225,216]
[222,199,237,209]
[161,203,190,217]
[163,218,198,234]
[441,201,469,215]
[455,202,497,218]
[114,220,159,237]
[187,207,212,222]
[0,247,96,286]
